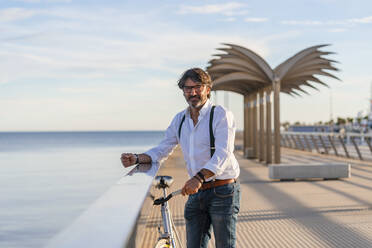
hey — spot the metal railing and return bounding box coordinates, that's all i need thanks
[45,162,161,248]
[281,131,372,161]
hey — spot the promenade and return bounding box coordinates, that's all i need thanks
[138,147,372,247]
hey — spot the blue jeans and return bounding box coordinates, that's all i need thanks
[184,181,241,248]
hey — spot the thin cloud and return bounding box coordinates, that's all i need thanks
[1,32,46,42]
[58,87,107,94]
[178,2,248,16]
[46,0,72,2]
[0,8,36,22]
[223,17,236,22]
[348,16,372,24]
[282,16,372,27]
[0,6,271,85]
[11,0,72,3]
[11,0,40,2]
[244,17,268,23]
[281,20,323,26]
[329,28,347,33]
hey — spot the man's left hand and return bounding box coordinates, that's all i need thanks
[182,177,202,196]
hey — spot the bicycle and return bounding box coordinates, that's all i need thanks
[153,175,184,248]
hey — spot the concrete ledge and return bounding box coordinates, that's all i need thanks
[46,163,161,248]
[268,163,351,180]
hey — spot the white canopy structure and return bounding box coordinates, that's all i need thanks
[207,44,339,163]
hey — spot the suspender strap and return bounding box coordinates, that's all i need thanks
[178,114,186,139]
[209,106,216,158]
[178,105,216,158]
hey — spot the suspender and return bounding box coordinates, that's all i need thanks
[178,106,216,158]
[209,106,216,157]
[178,114,186,139]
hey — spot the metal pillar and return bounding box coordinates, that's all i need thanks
[259,89,265,162]
[266,88,272,164]
[243,95,249,157]
[249,94,255,158]
[247,96,252,148]
[273,78,281,163]
[253,93,258,158]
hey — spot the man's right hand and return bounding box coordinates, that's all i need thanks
[121,153,136,167]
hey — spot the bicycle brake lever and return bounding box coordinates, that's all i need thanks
[153,197,166,205]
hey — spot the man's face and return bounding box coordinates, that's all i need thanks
[183,78,211,109]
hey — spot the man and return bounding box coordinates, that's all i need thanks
[121,68,240,248]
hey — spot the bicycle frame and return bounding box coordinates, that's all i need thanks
[158,187,177,248]
[153,176,183,248]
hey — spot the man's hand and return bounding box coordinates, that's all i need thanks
[121,153,136,167]
[182,177,202,196]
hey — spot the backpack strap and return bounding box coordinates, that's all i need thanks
[178,114,186,139]
[209,106,216,158]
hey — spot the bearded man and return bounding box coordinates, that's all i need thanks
[121,68,240,248]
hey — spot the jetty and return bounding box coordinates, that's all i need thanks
[47,130,372,248]
[47,133,372,248]
[132,146,372,247]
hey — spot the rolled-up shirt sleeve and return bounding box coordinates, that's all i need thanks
[203,107,236,176]
[144,114,180,163]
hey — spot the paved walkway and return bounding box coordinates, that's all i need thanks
[138,147,372,247]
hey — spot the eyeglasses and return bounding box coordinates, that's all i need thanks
[183,84,205,93]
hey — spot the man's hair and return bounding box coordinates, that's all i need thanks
[178,68,213,98]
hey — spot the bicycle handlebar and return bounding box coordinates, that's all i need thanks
[153,189,182,205]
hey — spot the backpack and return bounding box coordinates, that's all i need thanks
[178,106,216,158]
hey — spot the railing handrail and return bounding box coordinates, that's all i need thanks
[283,131,372,138]
[45,162,161,248]
[281,131,372,161]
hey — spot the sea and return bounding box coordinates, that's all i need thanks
[0,131,165,248]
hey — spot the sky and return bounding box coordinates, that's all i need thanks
[0,0,371,131]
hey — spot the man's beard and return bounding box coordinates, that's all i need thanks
[188,95,204,108]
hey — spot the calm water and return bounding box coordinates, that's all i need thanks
[0,131,164,248]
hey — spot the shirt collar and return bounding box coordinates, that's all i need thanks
[199,99,212,118]
[185,99,212,118]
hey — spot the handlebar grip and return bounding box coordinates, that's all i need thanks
[153,189,182,205]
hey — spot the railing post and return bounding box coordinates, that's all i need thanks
[280,134,286,147]
[351,136,363,160]
[365,137,372,154]
[296,134,305,151]
[318,135,329,154]
[283,134,290,148]
[281,134,288,147]
[310,134,320,153]
[303,134,312,152]
[338,135,350,158]
[291,135,299,150]
[328,135,339,156]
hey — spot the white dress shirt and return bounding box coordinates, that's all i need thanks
[145,99,240,181]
